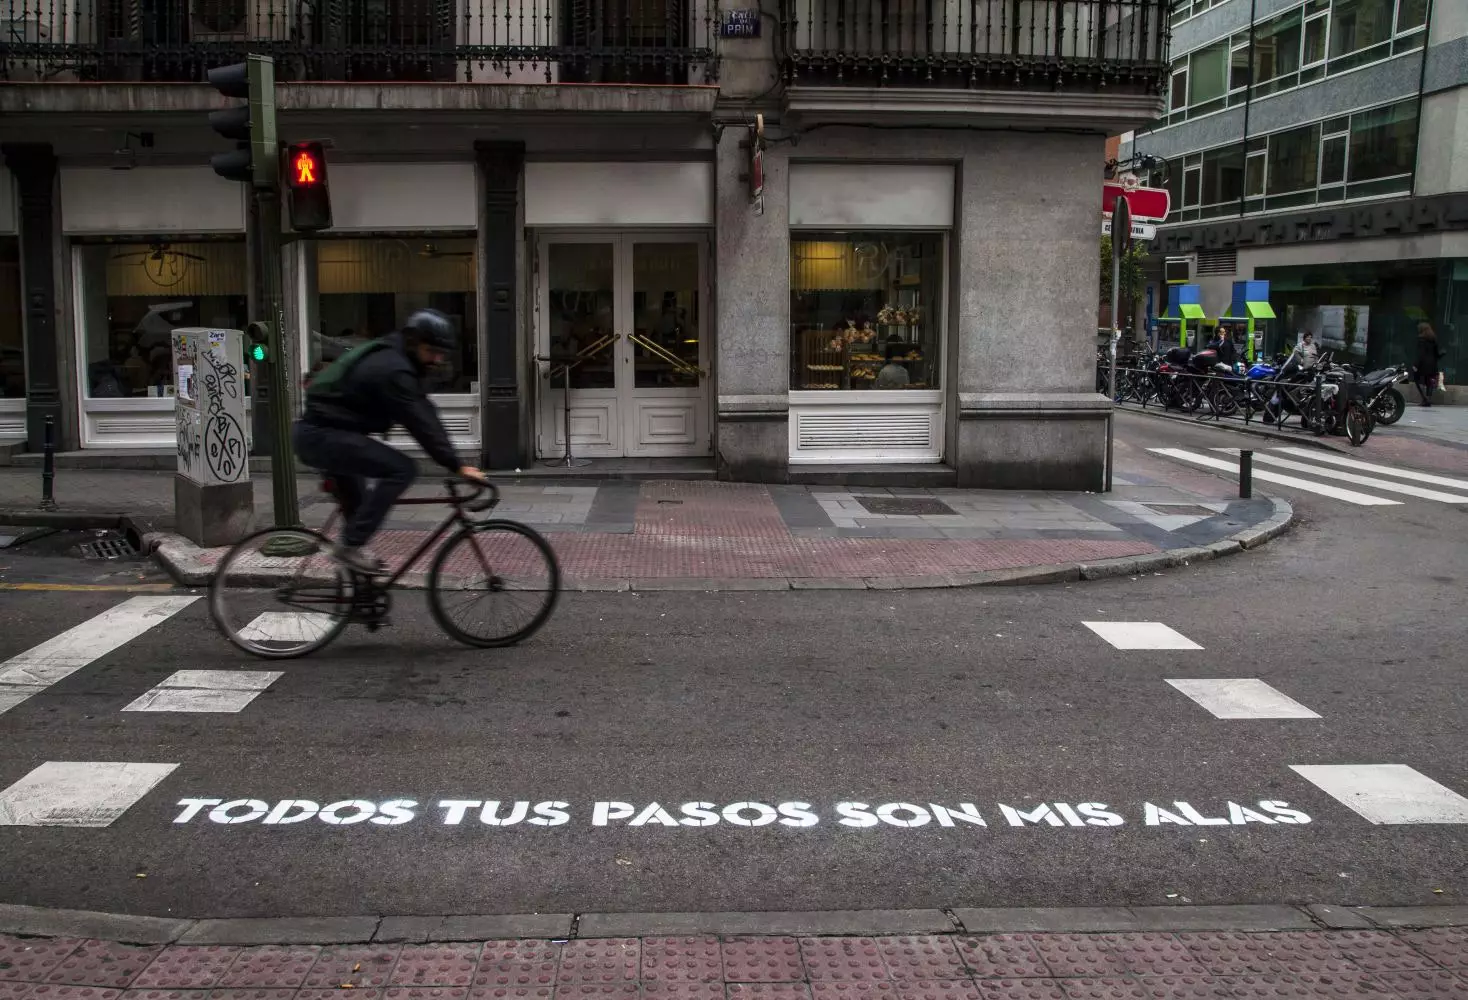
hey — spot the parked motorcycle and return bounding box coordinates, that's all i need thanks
[1336,362,1409,425]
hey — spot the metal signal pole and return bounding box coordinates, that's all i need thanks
[1106,194,1132,493]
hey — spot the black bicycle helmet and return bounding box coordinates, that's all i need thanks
[403,308,457,351]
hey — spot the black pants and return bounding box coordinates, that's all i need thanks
[293,421,416,548]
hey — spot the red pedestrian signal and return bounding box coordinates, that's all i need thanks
[284,141,333,231]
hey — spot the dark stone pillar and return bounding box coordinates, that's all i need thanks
[475,140,525,471]
[2,144,63,452]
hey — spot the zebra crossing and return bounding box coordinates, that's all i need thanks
[1150,445,1468,507]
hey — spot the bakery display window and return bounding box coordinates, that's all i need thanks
[790,232,943,391]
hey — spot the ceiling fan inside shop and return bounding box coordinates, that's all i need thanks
[112,242,207,287]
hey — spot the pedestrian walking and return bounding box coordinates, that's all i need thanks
[1414,321,1446,407]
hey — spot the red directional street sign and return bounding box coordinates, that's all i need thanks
[1103,181,1170,221]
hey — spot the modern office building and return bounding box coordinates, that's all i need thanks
[1121,0,1466,381]
[2,0,1169,487]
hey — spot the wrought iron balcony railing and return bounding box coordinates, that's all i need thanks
[780,0,1169,92]
[1,0,716,83]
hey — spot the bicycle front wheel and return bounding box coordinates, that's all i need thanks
[428,520,561,648]
[210,526,354,659]
[1346,402,1373,446]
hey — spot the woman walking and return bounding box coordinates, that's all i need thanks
[1415,322,1446,406]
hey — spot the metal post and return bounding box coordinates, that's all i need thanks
[254,185,299,527]
[1106,195,1130,493]
[39,415,57,511]
[1239,449,1253,499]
[556,362,590,469]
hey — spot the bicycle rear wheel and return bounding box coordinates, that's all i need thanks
[428,520,561,648]
[1346,402,1373,446]
[210,526,355,659]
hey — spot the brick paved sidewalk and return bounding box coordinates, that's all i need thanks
[1,925,1465,999]
[0,464,1288,590]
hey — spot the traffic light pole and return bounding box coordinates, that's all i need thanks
[252,183,299,528]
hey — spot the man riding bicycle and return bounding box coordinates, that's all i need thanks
[294,308,486,574]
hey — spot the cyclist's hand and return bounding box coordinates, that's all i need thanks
[457,465,489,485]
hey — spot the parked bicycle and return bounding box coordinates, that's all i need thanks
[209,477,561,659]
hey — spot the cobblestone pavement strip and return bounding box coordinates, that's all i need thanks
[1,932,1463,999]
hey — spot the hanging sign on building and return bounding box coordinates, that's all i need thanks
[1102,179,1170,221]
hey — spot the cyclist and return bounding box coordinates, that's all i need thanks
[294,308,486,574]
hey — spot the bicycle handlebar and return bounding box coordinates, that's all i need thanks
[444,476,499,513]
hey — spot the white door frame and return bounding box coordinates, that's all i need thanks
[535,231,711,460]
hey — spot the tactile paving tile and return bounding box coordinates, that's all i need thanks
[722,939,805,983]
[1403,929,1468,969]
[0,938,83,983]
[217,948,322,988]
[468,988,553,1000]
[874,939,964,982]
[1324,931,1439,973]
[1056,979,1146,1000]
[0,985,36,1000]
[1177,934,1354,977]
[117,989,210,1000]
[390,946,482,987]
[975,980,1067,1000]
[955,938,1049,980]
[46,942,163,989]
[1030,938,1127,979]
[554,943,640,986]
[886,979,982,1000]
[296,990,384,1000]
[1227,973,1393,998]
[1092,935,1205,978]
[207,989,297,1000]
[641,939,722,982]
[726,985,812,1000]
[131,947,241,989]
[383,988,472,1000]
[23,987,121,1000]
[300,946,402,989]
[642,983,724,1000]
[800,940,889,982]
[1124,975,1233,999]
[809,983,896,1000]
[1370,969,1468,997]
[476,943,559,988]
[552,985,640,1000]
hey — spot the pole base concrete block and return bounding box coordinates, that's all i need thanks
[174,474,254,548]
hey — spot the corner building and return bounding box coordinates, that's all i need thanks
[1,0,1168,488]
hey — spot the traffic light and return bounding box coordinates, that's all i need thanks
[206,55,277,189]
[285,141,333,232]
[246,321,273,364]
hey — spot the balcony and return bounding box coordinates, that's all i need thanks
[780,0,1169,94]
[0,0,717,84]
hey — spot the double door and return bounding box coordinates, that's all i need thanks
[536,234,710,459]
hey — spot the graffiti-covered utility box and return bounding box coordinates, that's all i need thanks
[172,328,254,547]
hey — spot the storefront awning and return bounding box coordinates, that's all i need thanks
[1246,301,1276,319]
[1179,304,1206,320]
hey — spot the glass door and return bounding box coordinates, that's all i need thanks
[537,234,709,460]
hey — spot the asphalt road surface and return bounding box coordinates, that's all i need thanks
[1,412,1464,920]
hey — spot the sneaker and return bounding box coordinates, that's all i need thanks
[333,544,385,575]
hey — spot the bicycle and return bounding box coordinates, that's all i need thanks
[209,477,561,659]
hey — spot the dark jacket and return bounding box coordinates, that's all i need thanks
[300,332,459,472]
[1416,334,1444,378]
[1210,335,1238,366]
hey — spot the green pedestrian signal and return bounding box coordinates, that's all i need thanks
[251,343,268,363]
[246,321,273,364]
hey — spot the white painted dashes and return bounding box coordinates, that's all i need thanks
[1166,679,1320,719]
[1084,621,1203,650]
[1290,765,1468,824]
[122,670,283,713]
[0,761,179,827]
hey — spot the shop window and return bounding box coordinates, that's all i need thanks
[310,237,478,393]
[1348,99,1417,184]
[0,238,21,400]
[790,233,943,392]
[74,241,248,399]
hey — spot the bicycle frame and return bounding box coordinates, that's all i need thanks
[315,480,502,592]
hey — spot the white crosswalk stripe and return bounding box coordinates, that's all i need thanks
[1211,449,1468,503]
[1273,447,1468,491]
[1148,448,1402,506]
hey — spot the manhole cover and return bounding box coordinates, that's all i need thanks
[1142,503,1219,517]
[858,497,956,516]
[79,536,139,560]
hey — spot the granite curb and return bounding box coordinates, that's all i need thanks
[0,902,1464,946]
[148,496,1294,592]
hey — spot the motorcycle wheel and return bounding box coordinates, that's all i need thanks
[1372,388,1405,426]
[1346,403,1373,446]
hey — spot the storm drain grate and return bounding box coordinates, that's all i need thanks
[858,497,957,516]
[79,536,139,560]
[1142,503,1219,517]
